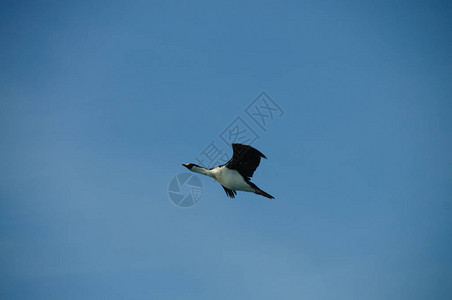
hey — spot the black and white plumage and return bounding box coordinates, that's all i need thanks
[182,143,274,199]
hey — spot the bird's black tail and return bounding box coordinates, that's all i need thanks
[254,188,274,199]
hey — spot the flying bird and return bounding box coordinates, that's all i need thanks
[182,143,274,199]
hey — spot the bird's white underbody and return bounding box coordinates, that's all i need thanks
[192,165,255,192]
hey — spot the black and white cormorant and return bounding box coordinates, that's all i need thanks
[182,143,274,199]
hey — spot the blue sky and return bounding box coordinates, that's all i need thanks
[1,0,451,299]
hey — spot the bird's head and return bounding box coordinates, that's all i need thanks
[181,163,198,170]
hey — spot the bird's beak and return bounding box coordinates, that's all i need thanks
[182,164,188,168]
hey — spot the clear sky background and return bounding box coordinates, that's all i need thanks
[1,1,451,299]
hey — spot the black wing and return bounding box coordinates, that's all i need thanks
[225,143,267,179]
[222,186,237,198]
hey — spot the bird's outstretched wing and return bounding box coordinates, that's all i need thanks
[225,143,267,179]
